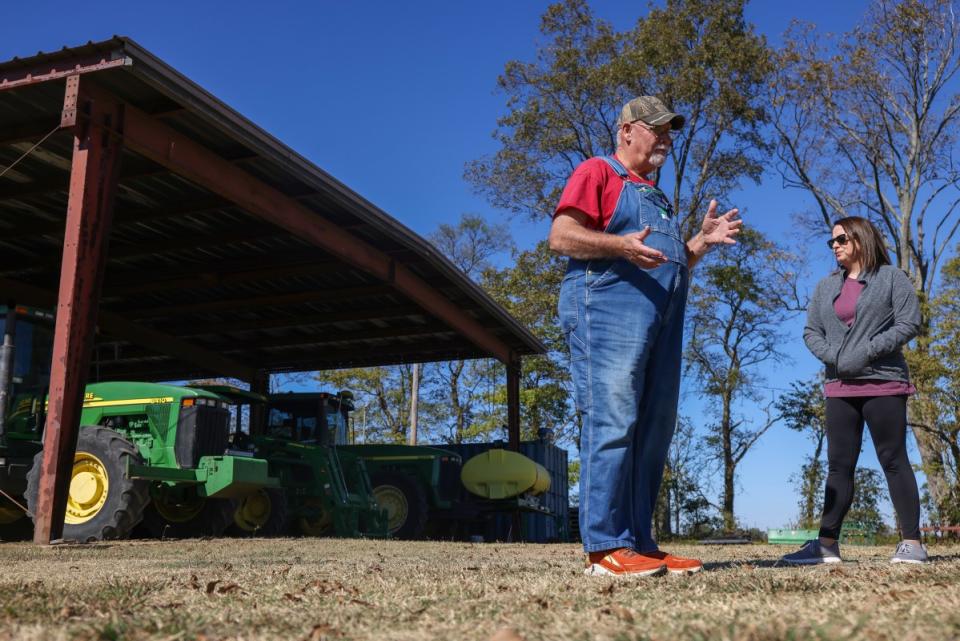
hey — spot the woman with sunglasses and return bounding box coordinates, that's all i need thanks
[782,216,926,565]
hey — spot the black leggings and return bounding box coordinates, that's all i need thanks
[819,395,921,541]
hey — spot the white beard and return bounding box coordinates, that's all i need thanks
[648,152,667,168]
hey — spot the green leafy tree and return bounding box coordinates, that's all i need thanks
[466,0,772,236]
[919,247,960,522]
[654,417,715,539]
[478,241,578,446]
[685,228,804,530]
[777,377,827,528]
[421,215,514,444]
[320,364,425,444]
[770,0,960,512]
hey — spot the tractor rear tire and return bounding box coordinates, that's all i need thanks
[25,427,149,542]
[370,471,428,540]
[140,486,236,539]
[230,488,289,537]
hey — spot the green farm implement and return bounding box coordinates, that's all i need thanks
[192,386,388,539]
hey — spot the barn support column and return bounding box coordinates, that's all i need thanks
[249,370,270,436]
[33,77,123,544]
[506,355,521,452]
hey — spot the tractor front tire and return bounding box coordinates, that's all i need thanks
[370,471,428,540]
[140,486,236,539]
[230,488,289,537]
[25,427,149,542]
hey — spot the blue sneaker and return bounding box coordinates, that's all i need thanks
[780,539,842,565]
[890,541,928,564]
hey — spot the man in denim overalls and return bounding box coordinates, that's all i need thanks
[549,96,742,577]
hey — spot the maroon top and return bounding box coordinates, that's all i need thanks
[824,277,916,398]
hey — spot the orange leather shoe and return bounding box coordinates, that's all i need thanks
[584,548,667,577]
[636,550,703,574]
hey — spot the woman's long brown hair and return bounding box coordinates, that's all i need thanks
[834,216,891,274]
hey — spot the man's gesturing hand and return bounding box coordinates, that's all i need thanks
[701,199,742,246]
[621,227,668,268]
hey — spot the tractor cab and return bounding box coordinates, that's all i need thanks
[265,392,353,445]
[0,305,54,440]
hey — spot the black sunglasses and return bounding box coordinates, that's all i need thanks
[827,233,849,249]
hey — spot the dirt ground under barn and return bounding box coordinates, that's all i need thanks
[1,539,959,641]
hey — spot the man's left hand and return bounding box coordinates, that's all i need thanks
[701,199,742,246]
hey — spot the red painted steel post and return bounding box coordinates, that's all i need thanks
[507,356,521,452]
[32,78,123,544]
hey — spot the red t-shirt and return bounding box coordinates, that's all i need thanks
[554,156,654,231]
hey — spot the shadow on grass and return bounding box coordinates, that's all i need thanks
[703,559,862,571]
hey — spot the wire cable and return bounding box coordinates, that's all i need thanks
[0,123,62,180]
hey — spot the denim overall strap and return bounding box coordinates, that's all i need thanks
[597,156,686,265]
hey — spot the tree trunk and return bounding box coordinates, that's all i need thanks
[802,435,825,528]
[723,464,735,532]
[907,317,952,520]
[658,464,673,539]
[722,395,736,532]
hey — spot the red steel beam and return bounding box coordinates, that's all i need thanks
[83,85,515,364]
[33,78,123,544]
[0,52,129,92]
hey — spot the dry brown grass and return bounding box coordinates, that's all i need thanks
[0,539,959,641]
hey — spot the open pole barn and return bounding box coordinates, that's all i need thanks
[0,37,545,545]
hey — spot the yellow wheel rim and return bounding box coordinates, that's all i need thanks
[234,490,272,532]
[151,487,205,523]
[298,497,332,536]
[372,485,408,533]
[65,452,109,525]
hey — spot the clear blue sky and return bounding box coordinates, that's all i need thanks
[1,1,906,531]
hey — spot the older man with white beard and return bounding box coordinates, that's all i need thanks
[549,96,742,577]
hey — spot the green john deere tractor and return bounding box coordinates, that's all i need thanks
[0,305,278,542]
[190,385,388,539]
[242,390,461,539]
[266,392,552,541]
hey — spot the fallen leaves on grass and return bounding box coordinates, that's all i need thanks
[204,579,246,596]
[598,605,635,623]
[489,627,525,641]
[302,579,360,597]
[8,541,960,641]
[597,582,617,595]
[305,623,342,640]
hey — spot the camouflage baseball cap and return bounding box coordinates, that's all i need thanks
[617,96,685,130]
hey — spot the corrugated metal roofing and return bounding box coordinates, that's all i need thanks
[0,37,545,382]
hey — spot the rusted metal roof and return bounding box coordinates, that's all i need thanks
[0,37,546,382]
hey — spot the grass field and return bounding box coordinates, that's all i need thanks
[1,539,959,641]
